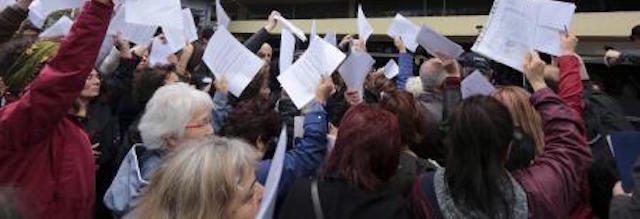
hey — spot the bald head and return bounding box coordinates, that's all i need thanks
[419,58,447,91]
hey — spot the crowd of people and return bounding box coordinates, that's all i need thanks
[0,0,639,218]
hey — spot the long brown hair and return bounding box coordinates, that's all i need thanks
[492,86,545,154]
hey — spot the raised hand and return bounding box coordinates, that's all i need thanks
[265,11,281,32]
[524,51,548,92]
[315,75,335,105]
[215,77,229,96]
[394,36,407,53]
[561,32,578,56]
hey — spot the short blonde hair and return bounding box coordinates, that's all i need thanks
[131,136,259,219]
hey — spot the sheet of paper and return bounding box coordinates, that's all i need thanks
[472,0,576,72]
[310,20,317,42]
[324,31,337,47]
[216,0,230,28]
[608,131,640,193]
[148,37,173,66]
[383,59,399,79]
[357,4,373,43]
[39,15,73,38]
[278,36,346,109]
[274,15,307,42]
[256,127,288,219]
[163,25,187,53]
[95,35,114,66]
[27,0,49,28]
[28,0,83,25]
[327,134,337,153]
[202,28,264,97]
[338,51,375,91]
[279,28,295,73]
[293,116,304,139]
[182,9,199,43]
[125,0,182,29]
[387,13,420,52]
[416,25,465,59]
[0,0,14,11]
[461,70,496,99]
[107,5,157,46]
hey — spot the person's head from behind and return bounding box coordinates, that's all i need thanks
[138,83,214,150]
[364,73,396,102]
[0,40,59,98]
[492,86,544,170]
[224,98,281,156]
[132,136,263,219]
[323,104,402,191]
[133,65,179,107]
[445,95,515,216]
[631,25,640,47]
[239,67,270,102]
[379,90,426,150]
[419,58,447,93]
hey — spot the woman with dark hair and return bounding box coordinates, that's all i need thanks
[279,104,409,219]
[410,51,591,218]
[380,90,438,197]
[224,77,334,201]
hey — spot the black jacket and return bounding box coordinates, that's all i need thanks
[279,178,409,219]
[609,157,640,219]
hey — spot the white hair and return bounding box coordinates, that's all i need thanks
[405,76,424,97]
[138,83,214,150]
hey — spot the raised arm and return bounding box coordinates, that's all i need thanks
[0,0,31,43]
[243,11,280,53]
[395,37,413,90]
[211,78,230,134]
[557,34,584,117]
[0,0,113,149]
[513,51,590,218]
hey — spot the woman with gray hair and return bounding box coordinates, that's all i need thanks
[129,136,263,219]
[103,82,214,216]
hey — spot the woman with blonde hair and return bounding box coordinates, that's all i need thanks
[492,86,545,171]
[130,136,263,219]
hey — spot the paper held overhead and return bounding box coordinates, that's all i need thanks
[148,37,174,66]
[278,36,346,109]
[274,15,307,42]
[202,28,264,97]
[460,70,496,99]
[357,4,373,44]
[107,6,157,46]
[216,0,230,28]
[256,127,288,219]
[310,20,317,42]
[416,25,465,59]
[125,0,183,29]
[182,9,199,43]
[279,28,296,73]
[338,51,375,91]
[324,31,337,47]
[39,16,73,38]
[387,14,420,52]
[383,59,399,79]
[162,25,187,53]
[471,0,576,72]
[0,0,14,11]
[28,0,83,28]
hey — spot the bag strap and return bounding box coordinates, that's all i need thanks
[311,179,324,219]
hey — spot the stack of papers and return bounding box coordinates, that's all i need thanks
[472,0,576,72]
[338,51,375,91]
[383,59,399,79]
[416,25,465,59]
[202,28,264,97]
[278,36,346,109]
[387,14,420,52]
[39,16,73,38]
[460,70,496,99]
[256,127,288,219]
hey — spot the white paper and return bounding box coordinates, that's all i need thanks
[216,0,230,28]
[327,134,337,153]
[387,14,420,52]
[182,9,199,43]
[278,36,346,109]
[416,25,465,59]
[293,116,304,139]
[202,28,264,97]
[357,4,373,44]
[338,51,375,91]
[471,0,575,72]
[0,0,14,11]
[125,0,183,29]
[279,28,295,73]
[256,127,287,219]
[274,15,307,42]
[163,25,187,53]
[148,37,173,66]
[383,59,399,79]
[107,6,157,46]
[310,20,317,42]
[95,33,115,66]
[28,0,83,26]
[39,15,73,38]
[324,31,337,47]
[461,70,496,99]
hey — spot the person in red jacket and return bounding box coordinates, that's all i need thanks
[0,0,113,218]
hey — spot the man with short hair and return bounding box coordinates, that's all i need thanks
[604,25,640,66]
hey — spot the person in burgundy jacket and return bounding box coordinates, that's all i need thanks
[409,49,591,218]
[0,0,113,218]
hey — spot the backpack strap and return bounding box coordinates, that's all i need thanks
[311,179,325,219]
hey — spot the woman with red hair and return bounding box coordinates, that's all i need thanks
[279,104,409,219]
